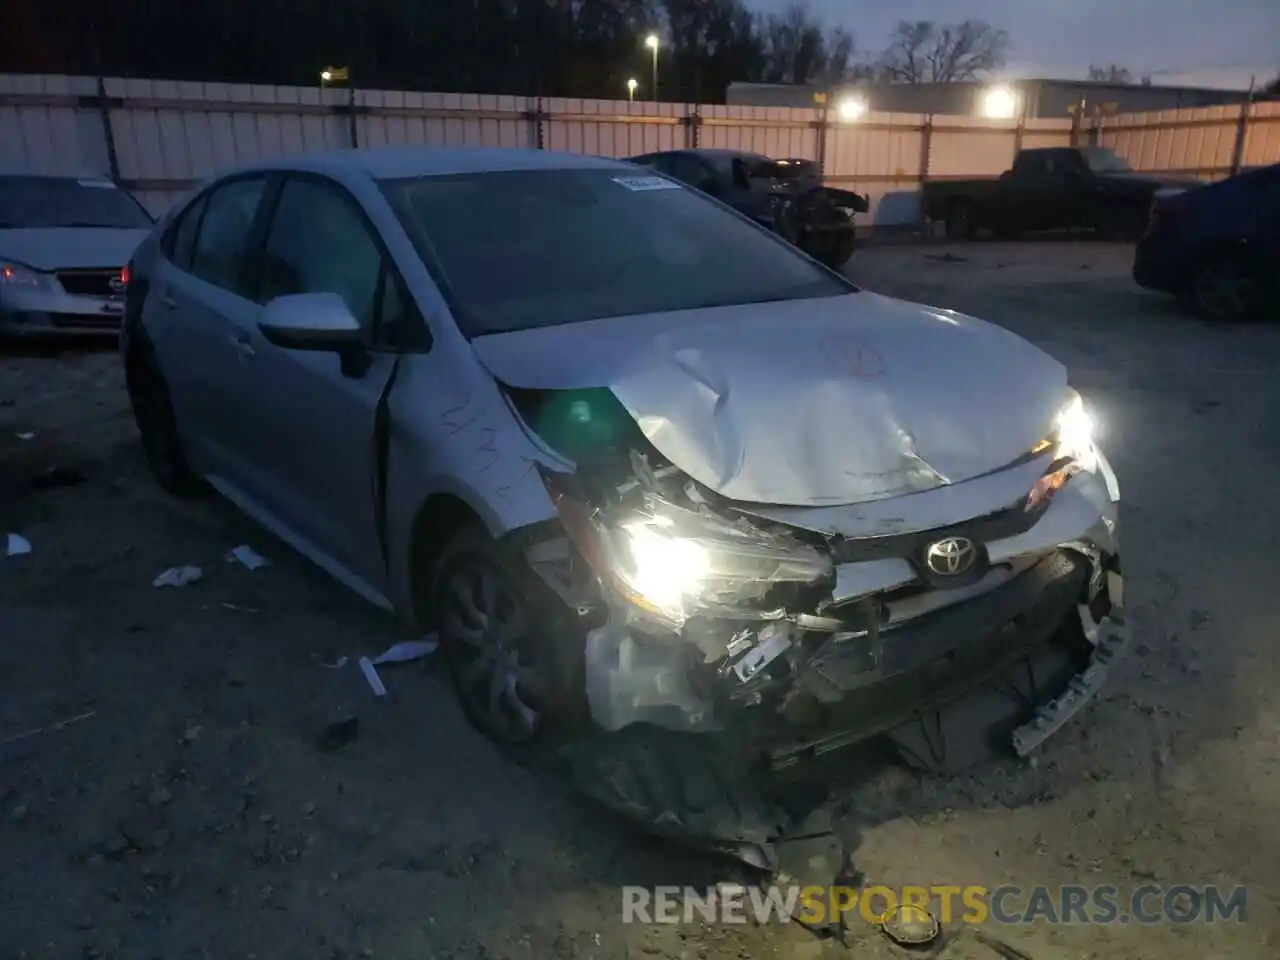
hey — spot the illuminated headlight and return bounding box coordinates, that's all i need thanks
[563,492,831,627]
[1056,388,1098,470]
[0,260,49,289]
[617,517,711,615]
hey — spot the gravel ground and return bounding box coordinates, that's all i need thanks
[2,242,1279,959]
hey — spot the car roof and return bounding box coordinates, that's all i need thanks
[224,146,632,182]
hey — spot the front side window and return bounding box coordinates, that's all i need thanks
[189,177,268,296]
[166,194,208,269]
[1080,148,1132,174]
[0,176,154,230]
[255,178,384,329]
[382,168,851,335]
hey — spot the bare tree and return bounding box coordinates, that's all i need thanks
[879,19,1010,83]
[1087,63,1133,83]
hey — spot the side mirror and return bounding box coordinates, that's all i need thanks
[258,292,362,350]
[258,292,370,376]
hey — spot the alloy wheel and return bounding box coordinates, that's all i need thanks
[439,558,546,745]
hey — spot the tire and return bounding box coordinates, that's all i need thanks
[1192,252,1266,323]
[808,232,856,270]
[431,525,587,753]
[944,202,974,241]
[125,332,203,497]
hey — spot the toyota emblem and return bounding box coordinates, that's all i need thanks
[924,537,977,576]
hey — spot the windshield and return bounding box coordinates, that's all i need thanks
[381,168,851,335]
[0,176,154,229]
[1081,148,1133,174]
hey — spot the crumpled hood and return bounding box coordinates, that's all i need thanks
[471,293,1067,506]
[0,228,149,271]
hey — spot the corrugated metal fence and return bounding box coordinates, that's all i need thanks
[2,73,1277,225]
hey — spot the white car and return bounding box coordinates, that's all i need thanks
[0,167,154,338]
[121,146,1126,866]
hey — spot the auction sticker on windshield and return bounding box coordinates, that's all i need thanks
[612,176,682,192]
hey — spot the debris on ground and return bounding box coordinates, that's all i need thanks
[371,636,438,664]
[359,657,389,698]
[0,710,97,748]
[879,903,941,948]
[15,431,34,440]
[6,533,32,557]
[152,565,203,588]
[227,544,269,570]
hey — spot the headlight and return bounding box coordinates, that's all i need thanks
[547,479,832,627]
[1056,388,1097,469]
[0,260,49,288]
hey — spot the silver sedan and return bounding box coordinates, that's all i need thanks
[122,146,1126,862]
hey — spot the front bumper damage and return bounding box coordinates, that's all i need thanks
[521,433,1127,871]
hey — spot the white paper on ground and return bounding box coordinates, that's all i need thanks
[227,545,268,570]
[358,657,388,697]
[152,565,203,587]
[370,635,438,665]
[15,432,34,441]
[6,533,32,557]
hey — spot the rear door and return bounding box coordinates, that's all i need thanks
[225,173,408,589]
[146,175,271,479]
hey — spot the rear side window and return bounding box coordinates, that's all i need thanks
[255,178,384,328]
[165,194,208,270]
[189,177,267,296]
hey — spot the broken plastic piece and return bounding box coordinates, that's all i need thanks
[152,565,203,588]
[880,903,941,947]
[370,636,438,665]
[227,545,268,570]
[358,656,388,697]
[6,533,32,557]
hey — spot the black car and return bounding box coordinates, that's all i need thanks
[921,146,1203,241]
[628,149,868,269]
[1134,163,1280,322]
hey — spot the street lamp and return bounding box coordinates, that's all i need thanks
[644,34,659,101]
[627,78,638,102]
[320,70,333,86]
[835,96,867,121]
[980,85,1018,119]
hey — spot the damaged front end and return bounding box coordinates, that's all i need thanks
[510,384,1126,865]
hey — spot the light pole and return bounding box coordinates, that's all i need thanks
[627,78,638,102]
[644,34,659,101]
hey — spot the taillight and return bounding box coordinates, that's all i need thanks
[120,263,130,286]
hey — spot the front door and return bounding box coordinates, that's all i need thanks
[225,175,402,590]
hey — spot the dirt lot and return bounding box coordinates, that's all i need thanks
[3,242,1279,959]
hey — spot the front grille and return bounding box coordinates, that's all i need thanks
[56,269,123,298]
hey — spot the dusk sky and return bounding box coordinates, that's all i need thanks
[755,0,1279,89]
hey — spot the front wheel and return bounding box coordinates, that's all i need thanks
[432,526,586,750]
[806,231,856,270]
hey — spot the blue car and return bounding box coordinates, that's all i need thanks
[1133,163,1279,322]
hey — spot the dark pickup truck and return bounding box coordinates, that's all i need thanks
[921,146,1201,241]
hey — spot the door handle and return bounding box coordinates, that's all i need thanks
[158,295,178,310]
[228,333,256,360]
